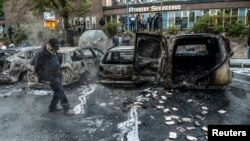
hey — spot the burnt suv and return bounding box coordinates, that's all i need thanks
[134,33,234,89]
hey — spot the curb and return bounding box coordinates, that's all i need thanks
[231,68,250,82]
[230,59,250,68]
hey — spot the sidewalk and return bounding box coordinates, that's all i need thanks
[230,59,250,68]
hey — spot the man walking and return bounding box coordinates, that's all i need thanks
[32,38,74,115]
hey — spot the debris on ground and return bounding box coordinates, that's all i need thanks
[165,121,176,125]
[218,110,227,114]
[169,132,177,140]
[186,135,197,141]
[176,127,186,132]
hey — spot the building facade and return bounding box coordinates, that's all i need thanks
[103,0,250,30]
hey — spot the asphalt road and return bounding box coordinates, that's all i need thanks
[0,72,249,141]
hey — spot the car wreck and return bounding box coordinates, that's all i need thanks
[27,47,103,88]
[0,46,40,83]
[0,48,19,71]
[134,33,234,89]
[99,46,134,83]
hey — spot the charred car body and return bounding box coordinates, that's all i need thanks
[99,46,134,83]
[134,33,233,89]
[0,46,40,83]
[27,47,103,87]
[100,33,233,89]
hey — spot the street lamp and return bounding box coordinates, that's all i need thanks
[126,0,130,31]
[160,0,163,35]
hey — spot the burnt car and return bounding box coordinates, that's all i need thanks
[0,48,19,70]
[134,33,234,89]
[0,46,40,83]
[27,47,103,87]
[99,46,134,83]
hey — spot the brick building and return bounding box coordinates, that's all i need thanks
[103,0,250,30]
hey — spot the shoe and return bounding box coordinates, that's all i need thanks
[64,109,75,116]
[49,107,63,113]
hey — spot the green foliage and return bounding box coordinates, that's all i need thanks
[192,15,209,33]
[13,29,27,46]
[215,25,225,34]
[126,31,135,39]
[168,25,178,35]
[226,21,247,37]
[102,20,120,38]
[27,0,92,29]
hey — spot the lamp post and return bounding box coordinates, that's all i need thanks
[126,0,130,31]
[160,0,163,35]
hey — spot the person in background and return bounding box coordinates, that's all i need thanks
[99,16,106,27]
[147,14,153,31]
[32,38,74,115]
[122,32,130,46]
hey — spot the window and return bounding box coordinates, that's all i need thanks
[175,44,207,56]
[138,39,161,58]
[70,50,83,62]
[18,53,25,59]
[26,51,36,59]
[82,49,94,58]
[92,48,104,57]
[104,51,133,64]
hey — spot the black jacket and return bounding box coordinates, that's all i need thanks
[32,46,62,82]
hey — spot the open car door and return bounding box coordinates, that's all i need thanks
[133,33,168,82]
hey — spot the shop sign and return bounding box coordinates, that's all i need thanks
[128,5,181,13]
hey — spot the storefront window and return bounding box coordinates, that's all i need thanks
[175,11,181,29]
[209,9,218,27]
[195,10,203,21]
[239,8,246,24]
[224,9,231,27]
[247,9,250,25]
[189,11,195,28]
[168,12,175,28]
[231,8,238,24]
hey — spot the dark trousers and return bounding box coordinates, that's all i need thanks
[49,77,70,111]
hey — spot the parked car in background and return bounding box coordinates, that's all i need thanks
[134,33,234,89]
[0,46,40,83]
[99,46,134,84]
[27,47,103,88]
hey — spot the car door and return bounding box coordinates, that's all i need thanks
[69,49,86,74]
[91,48,104,64]
[133,33,168,81]
[81,48,97,67]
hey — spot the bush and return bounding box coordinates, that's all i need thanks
[215,25,225,34]
[226,21,247,37]
[102,20,120,38]
[168,25,178,35]
[192,15,209,33]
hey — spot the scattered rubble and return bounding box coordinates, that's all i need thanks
[169,132,177,139]
[165,121,176,125]
[176,127,186,132]
[218,110,227,114]
[186,135,197,141]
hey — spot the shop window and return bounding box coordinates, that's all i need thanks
[231,8,238,24]
[247,9,250,25]
[239,8,246,24]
